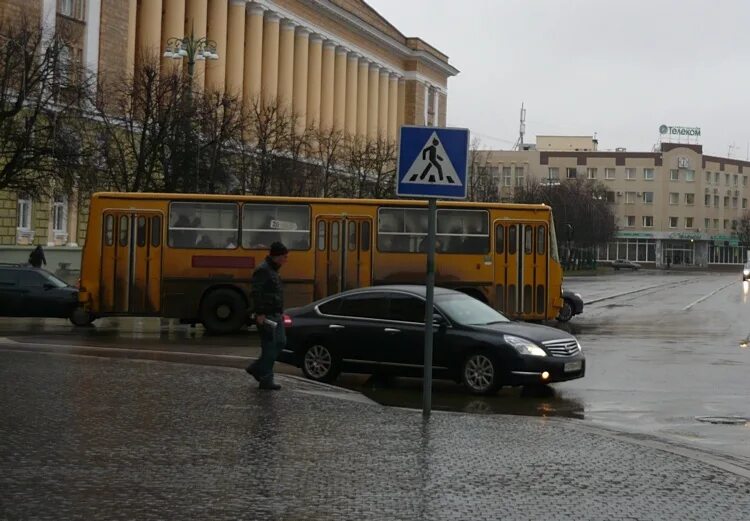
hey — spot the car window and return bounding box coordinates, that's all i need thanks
[17,271,48,288]
[318,298,342,315]
[0,268,17,287]
[435,293,510,325]
[387,294,425,323]
[338,293,389,319]
[40,271,68,288]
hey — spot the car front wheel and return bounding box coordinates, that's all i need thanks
[462,351,501,395]
[556,300,573,322]
[301,343,341,383]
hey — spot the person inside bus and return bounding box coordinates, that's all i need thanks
[224,236,237,249]
[172,212,194,247]
[196,233,214,248]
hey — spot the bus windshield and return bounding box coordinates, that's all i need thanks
[549,214,560,263]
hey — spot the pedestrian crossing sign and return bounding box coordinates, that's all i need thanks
[396,126,470,199]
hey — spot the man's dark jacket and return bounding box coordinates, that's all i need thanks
[251,257,284,315]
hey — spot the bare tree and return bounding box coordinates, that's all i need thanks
[467,139,499,202]
[0,16,92,197]
[737,210,750,249]
[94,57,182,192]
[311,126,345,197]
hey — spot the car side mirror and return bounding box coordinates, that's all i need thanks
[432,315,447,329]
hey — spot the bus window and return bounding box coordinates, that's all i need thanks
[331,222,340,251]
[437,209,489,254]
[377,208,425,252]
[151,216,161,247]
[508,226,517,255]
[317,221,326,251]
[348,221,356,251]
[137,216,147,247]
[169,202,237,249]
[361,221,371,251]
[495,224,504,254]
[537,225,546,255]
[119,215,129,247]
[524,226,533,255]
[104,215,114,246]
[242,203,310,250]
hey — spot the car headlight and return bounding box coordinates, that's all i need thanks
[744,269,749,275]
[577,340,583,353]
[504,335,547,357]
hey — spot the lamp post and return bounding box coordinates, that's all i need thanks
[163,30,219,192]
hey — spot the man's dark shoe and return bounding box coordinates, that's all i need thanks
[245,364,260,382]
[258,381,281,391]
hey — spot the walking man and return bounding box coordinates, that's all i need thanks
[246,241,289,390]
[28,245,46,268]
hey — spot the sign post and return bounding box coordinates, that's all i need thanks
[396,126,470,417]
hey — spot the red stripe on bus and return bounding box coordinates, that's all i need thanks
[191,256,255,269]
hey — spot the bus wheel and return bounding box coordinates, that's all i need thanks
[556,300,573,323]
[200,288,246,334]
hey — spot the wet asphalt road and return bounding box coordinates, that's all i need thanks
[1,270,749,464]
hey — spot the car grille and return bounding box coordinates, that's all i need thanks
[542,339,580,357]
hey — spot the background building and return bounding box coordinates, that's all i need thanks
[481,136,750,267]
[0,0,457,254]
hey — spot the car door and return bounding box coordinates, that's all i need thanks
[323,292,391,369]
[15,270,57,317]
[0,268,21,316]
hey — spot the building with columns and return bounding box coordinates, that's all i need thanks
[0,0,457,253]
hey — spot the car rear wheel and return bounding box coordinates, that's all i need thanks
[301,343,341,383]
[556,300,573,322]
[462,351,501,395]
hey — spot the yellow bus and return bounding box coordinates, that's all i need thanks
[79,192,564,333]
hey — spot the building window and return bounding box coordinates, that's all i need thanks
[643,168,654,181]
[625,192,635,204]
[503,166,512,187]
[643,216,654,227]
[626,216,635,227]
[685,217,693,229]
[669,192,679,205]
[514,166,524,186]
[669,217,678,228]
[724,219,729,230]
[724,196,729,207]
[643,191,653,204]
[625,168,636,180]
[566,167,577,179]
[605,191,615,203]
[714,172,720,184]
[714,195,719,207]
[52,194,67,232]
[713,219,719,229]
[744,176,747,186]
[725,173,730,185]
[732,220,738,230]
[587,168,597,180]
[16,195,32,230]
[670,169,679,181]
[734,174,739,186]
[59,0,85,19]
[732,197,738,208]
[704,194,711,206]
[705,171,711,184]
[605,168,616,180]
[684,193,694,205]
[684,169,695,182]
[547,167,559,183]
[704,218,710,229]
[743,198,748,209]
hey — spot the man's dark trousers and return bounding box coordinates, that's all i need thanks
[254,313,286,383]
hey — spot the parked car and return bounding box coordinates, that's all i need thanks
[557,290,584,322]
[743,262,750,281]
[0,264,93,326]
[279,285,585,395]
[612,259,641,271]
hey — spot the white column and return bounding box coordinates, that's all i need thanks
[387,73,398,142]
[306,34,323,128]
[40,0,56,45]
[84,0,101,76]
[319,40,336,131]
[356,57,369,137]
[277,19,296,111]
[367,63,380,139]
[345,52,359,136]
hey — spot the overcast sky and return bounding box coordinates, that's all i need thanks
[370,0,750,157]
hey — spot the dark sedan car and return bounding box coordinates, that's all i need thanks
[279,285,585,395]
[0,264,92,325]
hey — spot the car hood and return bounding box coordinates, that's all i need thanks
[467,321,575,343]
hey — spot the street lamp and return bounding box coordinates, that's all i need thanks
[163,29,219,80]
[163,29,219,193]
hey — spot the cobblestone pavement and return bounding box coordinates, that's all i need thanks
[2,350,750,521]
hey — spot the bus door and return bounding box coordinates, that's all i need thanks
[494,222,546,318]
[315,216,373,299]
[100,211,163,314]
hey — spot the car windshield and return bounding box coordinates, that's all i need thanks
[40,271,69,288]
[435,293,510,326]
